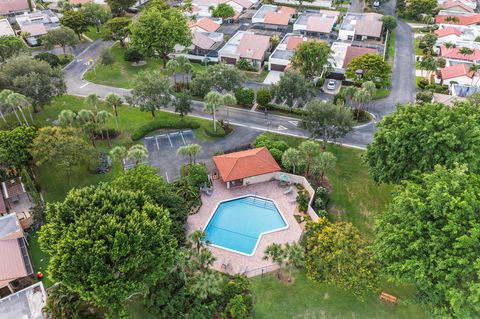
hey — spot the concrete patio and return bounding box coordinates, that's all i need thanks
[187,179,304,277]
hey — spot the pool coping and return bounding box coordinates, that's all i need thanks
[202,194,290,257]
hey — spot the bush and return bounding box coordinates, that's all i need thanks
[35,52,60,68]
[131,120,201,140]
[351,109,371,123]
[269,148,283,162]
[203,123,231,138]
[123,48,143,63]
[58,54,73,66]
[417,79,429,89]
[272,140,288,152]
[236,58,252,71]
[269,103,306,116]
[256,88,271,111]
[254,135,274,148]
[235,88,255,107]
[186,163,209,187]
[296,188,309,213]
[99,47,114,66]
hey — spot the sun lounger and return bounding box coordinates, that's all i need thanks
[283,187,293,195]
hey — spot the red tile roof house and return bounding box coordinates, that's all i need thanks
[251,5,296,31]
[438,0,475,13]
[435,13,480,35]
[329,42,379,77]
[0,0,35,16]
[269,33,307,71]
[434,27,464,44]
[218,31,270,69]
[0,213,34,298]
[212,147,281,188]
[437,63,479,86]
[189,17,221,33]
[293,9,340,38]
[439,44,480,64]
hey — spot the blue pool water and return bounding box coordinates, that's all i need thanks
[204,196,287,255]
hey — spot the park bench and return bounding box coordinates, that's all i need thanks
[380,292,397,304]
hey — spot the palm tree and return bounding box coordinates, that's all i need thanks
[104,93,122,130]
[6,92,31,126]
[353,88,372,120]
[0,90,21,125]
[188,271,222,300]
[263,243,285,278]
[85,93,100,111]
[110,146,127,167]
[175,178,199,203]
[283,243,305,282]
[76,109,96,146]
[166,58,180,87]
[204,91,223,131]
[127,144,148,165]
[459,47,475,58]
[190,230,207,254]
[342,86,357,108]
[177,144,203,164]
[444,16,460,24]
[176,56,193,86]
[95,110,112,147]
[222,93,236,125]
[58,109,77,126]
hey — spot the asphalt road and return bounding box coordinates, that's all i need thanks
[63,0,415,149]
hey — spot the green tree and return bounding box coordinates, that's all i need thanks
[272,70,311,109]
[31,126,93,171]
[190,64,244,97]
[235,88,254,107]
[0,36,27,63]
[364,102,480,184]
[406,0,437,19]
[211,3,235,20]
[129,7,192,67]
[204,91,236,131]
[381,15,397,32]
[302,99,354,148]
[166,58,180,86]
[291,40,331,80]
[82,3,111,33]
[281,147,303,174]
[177,144,202,164]
[311,151,336,178]
[0,55,66,111]
[105,93,122,129]
[256,88,271,112]
[42,26,78,55]
[106,0,136,15]
[34,52,60,68]
[6,91,33,125]
[346,53,392,86]
[127,144,149,165]
[85,93,100,111]
[0,125,37,168]
[76,109,97,147]
[173,93,192,117]
[60,10,89,40]
[103,17,131,47]
[58,109,76,126]
[283,243,305,282]
[305,218,378,295]
[263,243,284,277]
[39,183,177,318]
[110,145,126,165]
[129,70,172,117]
[99,47,115,66]
[375,165,480,318]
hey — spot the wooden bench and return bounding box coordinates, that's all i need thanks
[380,292,397,304]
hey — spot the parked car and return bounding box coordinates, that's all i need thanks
[327,80,336,90]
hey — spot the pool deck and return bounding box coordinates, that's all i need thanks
[187,180,304,277]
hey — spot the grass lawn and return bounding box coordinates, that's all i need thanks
[251,271,430,319]
[84,45,207,89]
[386,31,395,63]
[416,76,424,88]
[85,26,106,41]
[244,69,269,83]
[414,37,423,56]
[27,231,53,288]
[373,89,390,99]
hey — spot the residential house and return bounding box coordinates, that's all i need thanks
[218,31,270,69]
[251,5,296,30]
[0,282,47,318]
[189,17,221,33]
[434,27,476,44]
[1,177,35,229]
[269,33,307,71]
[437,63,479,85]
[0,0,34,16]
[338,12,384,42]
[0,214,34,298]
[329,41,379,76]
[0,18,14,37]
[16,10,60,46]
[435,14,480,36]
[438,0,475,14]
[439,44,480,64]
[432,92,467,106]
[293,9,340,39]
[437,0,476,11]
[189,0,256,21]
[451,83,480,96]
[212,147,281,188]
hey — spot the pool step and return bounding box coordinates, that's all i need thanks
[241,197,277,211]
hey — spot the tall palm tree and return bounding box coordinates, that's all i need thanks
[177,144,203,164]
[190,230,207,254]
[283,243,305,282]
[177,144,192,164]
[105,93,122,130]
[0,90,22,125]
[96,110,112,147]
[204,91,223,131]
[166,59,180,87]
[459,47,475,58]
[6,92,31,126]
[58,109,77,126]
[342,86,357,108]
[127,144,148,165]
[85,93,100,111]
[222,93,236,125]
[110,146,127,167]
[176,56,193,86]
[76,109,96,146]
[353,88,372,120]
[263,243,285,278]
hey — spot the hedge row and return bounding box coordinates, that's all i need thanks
[269,103,306,116]
[131,120,201,141]
[203,124,231,138]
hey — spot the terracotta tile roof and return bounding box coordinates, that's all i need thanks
[434,27,462,37]
[306,16,336,33]
[230,0,252,9]
[264,11,290,25]
[440,63,475,79]
[342,46,378,68]
[0,0,31,15]
[286,35,304,50]
[0,239,28,281]
[278,6,296,16]
[440,45,480,61]
[195,17,221,32]
[236,33,270,60]
[438,0,474,12]
[192,31,215,50]
[213,147,281,182]
[435,13,480,25]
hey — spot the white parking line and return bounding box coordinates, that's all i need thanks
[155,135,160,150]
[180,131,186,145]
[165,171,170,182]
[166,134,173,148]
[80,82,89,88]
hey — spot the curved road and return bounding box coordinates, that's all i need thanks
[63,0,415,149]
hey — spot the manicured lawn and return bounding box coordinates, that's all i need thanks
[414,37,423,56]
[416,76,424,88]
[251,271,431,319]
[27,231,53,288]
[386,31,395,63]
[374,89,390,99]
[85,26,106,41]
[84,45,207,89]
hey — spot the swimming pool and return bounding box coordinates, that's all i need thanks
[204,195,288,256]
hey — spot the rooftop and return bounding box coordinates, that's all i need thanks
[2,178,26,200]
[440,45,480,61]
[252,5,295,26]
[271,33,307,60]
[433,93,467,106]
[0,19,14,37]
[340,12,383,37]
[190,17,221,33]
[0,282,47,319]
[294,10,340,33]
[435,13,480,25]
[342,45,378,68]
[219,31,270,60]
[435,26,463,37]
[0,0,32,15]
[438,0,475,12]
[213,147,281,182]
[440,63,475,79]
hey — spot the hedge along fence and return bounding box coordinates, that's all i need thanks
[131,120,201,141]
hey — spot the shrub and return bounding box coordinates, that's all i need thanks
[35,52,60,68]
[236,58,251,71]
[186,163,209,187]
[131,120,201,140]
[58,54,73,66]
[296,188,309,213]
[99,47,114,66]
[417,79,429,89]
[254,135,274,148]
[272,140,288,152]
[203,123,231,138]
[256,88,271,111]
[235,88,255,107]
[269,148,283,162]
[123,48,143,63]
[96,152,112,174]
[270,103,306,116]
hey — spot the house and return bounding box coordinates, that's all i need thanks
[452,83,480,96]
[189,17,221,33]
[438,63,479,85]
[189,0,255,21]
[438,0,475,13]
[1,177,34,229]
[251,5,296,30]
[329,42,379,76]
[0,0,34,16]
[432,92,467,106]
[434,27,468,44]
[338,12,384,42]
[0,19,15,37]
[293,9,340,38]
[189,31,224,59]
[212,147,281,188]
[435,13,480,36]
[439,44,480,64]
[269,33,308,71]
[0,282,47,318]
[0,214,34,298]
[218,31,270,69]
[16,10,60,46]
